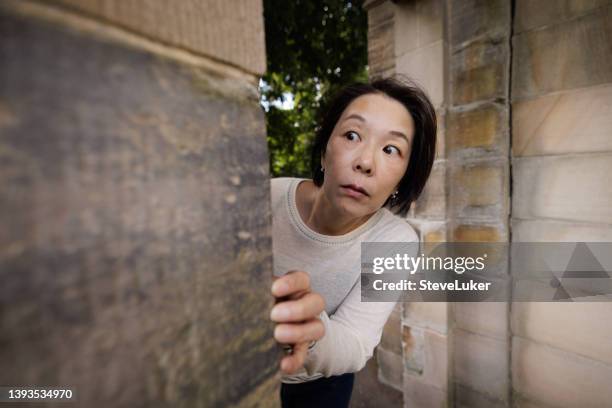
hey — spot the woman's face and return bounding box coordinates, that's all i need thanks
[321,92,414,218]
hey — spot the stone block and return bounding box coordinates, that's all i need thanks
[512,153,612,224]
[451,39,509,106]
[0,10,274,407]
[403,326,449,389]
[416,0,444,47]
[368,7,396,79]
[455,383,508,408]
[511,302,612,366]
[435,108,446,160]
[512,83,612,157]
[377,346,404,391]
[394,0,418,56]
[406,219,448,243]
[38,0,266,75]
[449,160,509,219]
[512,336,612,408]
[452,302,508,340]
[413,160,446,219]
[403,372,448,408]
[512,5,612,99]
[402,302,449,334]
[448,103,508,156]
[514,0,612,34]
[453,329,509,402]
[381,303,403,355]
[511,219,612,242]
[452,223,507,242]
[397,40,445,108]
[449,0,510,48]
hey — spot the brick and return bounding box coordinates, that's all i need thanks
[451,40,509,105]
[41,0,266,75]
[403,326,449,389]
[402,302,448,334]
[512,83,612,157]
[452,302,508,340]
[511,302,612,366]
[448,103,507,155]
[512,5,612,99]
[512,336,612,408]
[449,0,510,48]
[449,160,509,219]
[514,0,612,34]
[512,153,612,224]
[413,160,446,219]
[511,219,612,242]
[377,346,403,391]
[453,329,509,402]
[381,303,403,355]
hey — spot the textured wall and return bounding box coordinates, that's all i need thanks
[0,2,277,407]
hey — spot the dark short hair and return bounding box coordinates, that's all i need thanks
[310,75,437,217]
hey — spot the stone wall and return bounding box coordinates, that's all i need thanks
[362,0,612,407]
[0,1,278,407]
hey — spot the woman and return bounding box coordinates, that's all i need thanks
[269,75,437,408]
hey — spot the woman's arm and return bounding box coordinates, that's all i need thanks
[302,277,398,377]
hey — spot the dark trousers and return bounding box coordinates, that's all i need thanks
[280,373,354,408]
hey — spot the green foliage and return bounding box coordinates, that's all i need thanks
[261,0,369,178]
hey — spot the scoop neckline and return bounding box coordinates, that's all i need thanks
[286,178,385,245]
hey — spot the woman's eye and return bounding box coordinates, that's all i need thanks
[383,145,401,155]
[345,131,359,141]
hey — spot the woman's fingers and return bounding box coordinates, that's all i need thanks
[271,270,311,298]
[274,318,325,344]
[270,292,325,322]
[281,341,309,374]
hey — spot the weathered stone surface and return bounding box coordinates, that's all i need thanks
[402,302,448,335]
[512,153,612,224]
[512,5,612,100]
[449,159,509,219]
[403,326,448,390]
[448,103,508,156]
[413,160,446,219]
[511,303,612,366]
[403,372,447,408]
[514,0,612,34]
[353,351,404,408]
[452,223,507,242]
[455,383,508,408]
[36,0,266,76]
[453,329,509,402]
[449,0,510,48]
[405,219,448,243]
[381,302,403,355]
[452,302,508,340]
[512,336,612,408]
[513,83,612,157]
[397,40,445,108]
[512,219,612,242]
[368,0,396,79]
[451,39,509,106]
[377,346,403,391]
[0,10,275,408]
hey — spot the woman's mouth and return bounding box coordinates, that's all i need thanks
[341,184,369,198]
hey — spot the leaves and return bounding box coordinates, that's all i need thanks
[261,0,368,177]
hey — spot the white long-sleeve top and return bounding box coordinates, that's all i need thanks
[271,177,419,384]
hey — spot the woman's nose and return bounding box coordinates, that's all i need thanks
[355,146,375,174]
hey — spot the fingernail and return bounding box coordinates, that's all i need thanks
[270,305,290,320]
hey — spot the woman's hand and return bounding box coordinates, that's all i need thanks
[271,270,326,374]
